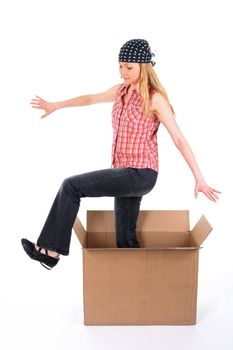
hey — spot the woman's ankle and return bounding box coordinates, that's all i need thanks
[35,244,60,258]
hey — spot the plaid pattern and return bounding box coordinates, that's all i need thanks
[111,83,160,172]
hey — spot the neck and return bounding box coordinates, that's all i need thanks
[127,82,140,92]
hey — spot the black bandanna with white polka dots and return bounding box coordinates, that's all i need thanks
[118,39,156,66]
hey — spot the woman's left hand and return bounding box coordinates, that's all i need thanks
[194,178,221,202]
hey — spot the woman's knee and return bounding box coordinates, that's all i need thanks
[60,177,78,198]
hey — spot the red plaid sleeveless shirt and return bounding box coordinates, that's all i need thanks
[111,83,160,172]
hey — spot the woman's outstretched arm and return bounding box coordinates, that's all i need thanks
[30,83,121,119]
[151,92,221,202]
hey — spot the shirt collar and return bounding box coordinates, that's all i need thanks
[120,84,155,96]
[120,84,140,96]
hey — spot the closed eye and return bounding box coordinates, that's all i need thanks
[119,66,133,69]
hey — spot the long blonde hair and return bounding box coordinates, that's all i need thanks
[138,63,175,118]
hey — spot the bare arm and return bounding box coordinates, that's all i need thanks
[151,92,221,201]
[31,83,122,119]
[55,83,122,109]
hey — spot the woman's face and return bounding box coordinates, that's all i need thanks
[119,62,140,85]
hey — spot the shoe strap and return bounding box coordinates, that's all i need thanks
[38,246,59,259]
[36,246,55,269]
[40,261,52,270]
[38,246,48,256]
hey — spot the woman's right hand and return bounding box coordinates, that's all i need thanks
[30,95,58,119]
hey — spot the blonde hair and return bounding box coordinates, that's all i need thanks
[138,63,175,118]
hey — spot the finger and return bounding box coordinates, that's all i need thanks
[208,188,220,200]
[31,102,41,106]
[209,193,217,202]
[41,112,50,119]
[207,189,217,201]
[210,187,221,193]
[205,191,215,202]
[194,185,198,198]
[209,195,215,202]
[208,186,222,193]
[36,95,44,100]
[31,105,41,109]
[31,101,47,109]
[212,192,219,200]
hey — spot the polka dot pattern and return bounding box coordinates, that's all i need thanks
[118,39,156,66]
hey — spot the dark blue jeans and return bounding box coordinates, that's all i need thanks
[36,167,158,255]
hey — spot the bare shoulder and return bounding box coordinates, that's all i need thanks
[90,83,123,104]
[150,91,175,121]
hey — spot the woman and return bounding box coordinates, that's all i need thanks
[21,39,221,270]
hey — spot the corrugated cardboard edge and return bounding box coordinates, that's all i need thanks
[81,247,202,250]
[73,217,87,248]
[190,215,213,246]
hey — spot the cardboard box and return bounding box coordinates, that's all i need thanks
[73,210,212,325]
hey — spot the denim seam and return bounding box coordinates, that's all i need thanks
[79,169,136,187]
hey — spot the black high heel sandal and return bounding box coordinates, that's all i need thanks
[21,238,60,270]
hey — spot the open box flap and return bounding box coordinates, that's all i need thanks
[73,217,87,248]
[82,246,203,251]
[87,210,114,232]
[86,210,190,232]
[190,215,213,246]
[137,210,190,231]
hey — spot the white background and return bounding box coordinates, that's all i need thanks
[0,0,232,349]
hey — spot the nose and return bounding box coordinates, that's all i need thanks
[120,67,128,78]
